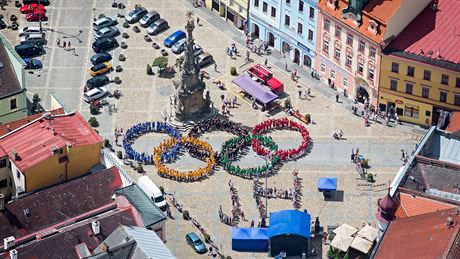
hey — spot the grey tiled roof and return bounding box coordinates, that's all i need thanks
[0,39,23,98]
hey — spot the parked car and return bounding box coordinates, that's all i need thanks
[185,232,207,254]
[195,52,214,68]
[83,87,108,103]
[94,26,119,40]
[139,10,160,27]
[20,3,45,14]
[125,7,148,24]
[137,176,167,211]
[18,26,43,37]
[171,38,186,54]
[146,18,168,35]
[20,33,46,45]
[0,20,6,30]
[14,43,44,58]
[92,37,118,53]
[22,0,50,6]
[93,16,117,31]
[180,44,203,57]
[164,30,186,48]
[23,58,42,69]
[86,75,110,90]
[89,62,112,77]
[90,52,112,65]
[25,10,47,22]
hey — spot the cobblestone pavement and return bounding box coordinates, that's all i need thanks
[2,0,423,258]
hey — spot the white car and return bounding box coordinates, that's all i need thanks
[94,26,120,40]
[83,87,108,102]
[18,26,44,37]
[93,16,117,31]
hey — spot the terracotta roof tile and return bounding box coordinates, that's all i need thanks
[362,0,402,24]
[0,112,102,172]
[395,193,457,219]
[0,108,65,137]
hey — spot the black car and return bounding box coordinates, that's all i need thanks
[86,75,110,90]
[90,52,112,65]
[15,43,45,58]
[0,20,6,30]
[92,37,118,53]
[23,0,50,6]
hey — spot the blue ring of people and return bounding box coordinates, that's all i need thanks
[123,121,182,164]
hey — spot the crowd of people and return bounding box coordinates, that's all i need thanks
[252,118,310,161]
[253,177,267,219]
[123,121,181,164]
[218,180,243,226]
[292,170,302,209]
[154,137,216,182]
[188,116,249,139]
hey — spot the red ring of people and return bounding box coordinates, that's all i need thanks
[251,118,310,161]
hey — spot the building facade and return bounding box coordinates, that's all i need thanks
[248,0,318,69]
[315,0,431,107]
[378,0,460,126]
[206,0,249,31]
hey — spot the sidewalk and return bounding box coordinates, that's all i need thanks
[176,0,427,136]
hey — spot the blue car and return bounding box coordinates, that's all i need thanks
[90,52,112,65]
[164,30,186,48]
[185,232,207,254]
[23,58,42,69]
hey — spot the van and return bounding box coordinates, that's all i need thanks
[14,43,44,58]
[137,176,167,210]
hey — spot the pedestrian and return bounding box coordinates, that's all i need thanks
[67,41,71,50]
[285,62,288,71]
[401,149,405,160]
[233,96,238,106]
[246,50,250,62]
[264,57,268,66]
[63,41,67,49]
[250,220,254,227]
[241,210,246,221]
[298,90,302,99]
[336,94,339,102]
[57,38,60,47]
[214,63,218,72]
[196,17,200,25]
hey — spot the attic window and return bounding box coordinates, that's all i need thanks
[368,20,378,34]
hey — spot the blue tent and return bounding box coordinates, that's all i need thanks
[318,177,337,191]
[268,210,310,256]
[232,227,269,252]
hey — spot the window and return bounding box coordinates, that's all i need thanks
[441,74,449,85]
[391,62,399,73]
[370,47,376,58]
[286,0,290,4]
[334,48,340,60]
[330,70,335,79]
[297,23,303,34]
[285,15,290,26]
[16,170,20,179]
[422,70,431,81]
[335,26,341,38]
[440,91,447,102]
[299,0,304,12]
[368,68,375,80]
[323,39,329,53]
[271,7,276,17]
[346,55,352,67]
[455,94,460,106]
[422,87,430,98]
[254,0,259,7]
[320,63,326,72]
[309,7,315,19]
[347,33,353,45]
[308,29,313,41]
[0,159,6,168]
[59,156,69,164]
[262,2,268,12]
[390,79,398,91]
[10,99,17,110]
[456,77,460,88]
[343,78,348,87]
[407,66,415,77]
[404,107,419,119]
[324,19,330,30]
[358,62,364,74]
[358,40,365,52]
[405,83,413,94]
[0,179,7,189]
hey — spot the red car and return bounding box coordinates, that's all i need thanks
[20,3,45,14]
[25,10,48,22]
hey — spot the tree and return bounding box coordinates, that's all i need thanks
[230,67,237,76]
[152,56,168,70]
[88,117,99,127]
[90,104,100,115]
[146,64,153,75]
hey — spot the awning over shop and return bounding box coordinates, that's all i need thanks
[318,177,337,191]
[232,74,278,104]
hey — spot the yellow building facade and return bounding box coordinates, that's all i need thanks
[205,0,248,31]
[378,54,460,126]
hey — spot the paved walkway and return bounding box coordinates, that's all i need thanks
[175,0,428,137]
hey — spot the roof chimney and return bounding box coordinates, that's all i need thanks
[9,249,17,259]
[91,220,100,235]
[430,0,438,11]
[11,149,19,161]
[4,236,15,250]
[0,193,4,211]
[446,215,454,227]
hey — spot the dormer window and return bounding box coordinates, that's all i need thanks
[368,20,378,34]
[327,0,337,9]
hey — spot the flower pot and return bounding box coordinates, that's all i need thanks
[118,54,126,61]
[122,32,129,39]
[115,65,123,72]
[121,42,127,49]
[144,35,151,42]
[133,26,140,33]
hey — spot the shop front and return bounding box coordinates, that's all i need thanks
[378,91,433,125]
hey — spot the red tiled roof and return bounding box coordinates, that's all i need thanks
[374,207,460,259]
[317,0,401,43]
[446,112,460,133]
[0,112,102,172]
[0,108,65,137]
[387,0,460,65]
[0,167,123,241]
[394,193,457,219]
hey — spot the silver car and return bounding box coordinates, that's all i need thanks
[83,87,108,102]
[94,26,120,40]
[93,16,117,31]
[171,38,187,54]
[139,11,160,27]
[18,26,44,37]
[125,7,148,24]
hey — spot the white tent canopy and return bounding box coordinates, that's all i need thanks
[330,234,354,252]
[350,236,373,254]
[357,225,379,242]
[333,224,358,237]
